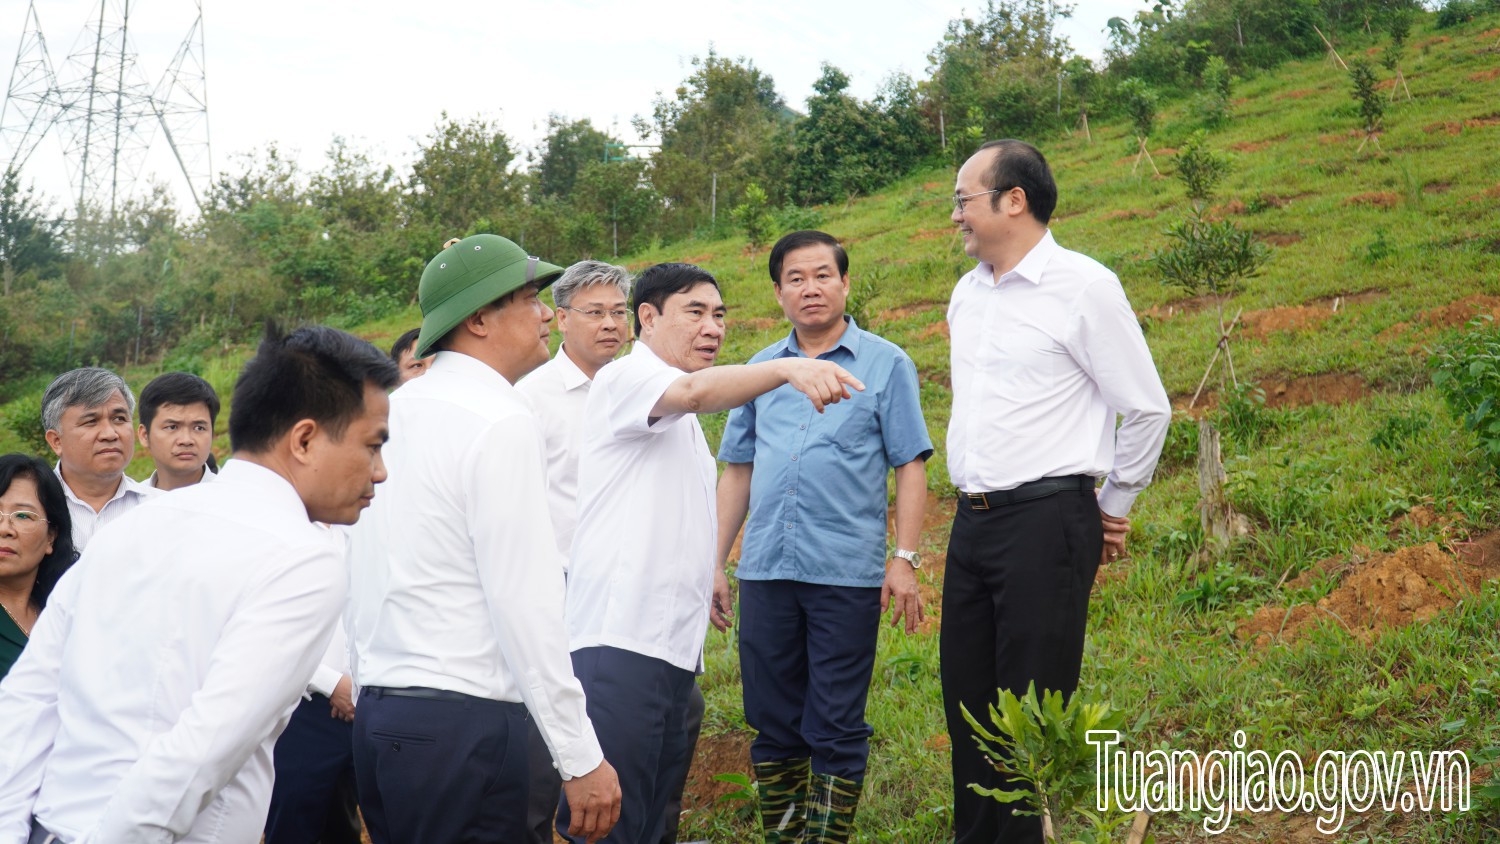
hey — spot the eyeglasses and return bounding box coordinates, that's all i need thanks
[564,307,630,323]
[0,509,46,529]
[953,187,1014,214]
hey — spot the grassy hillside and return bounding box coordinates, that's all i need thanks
[3,11,1498,843]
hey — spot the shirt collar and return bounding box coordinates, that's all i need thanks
[214,459,315,524]
[143,463,215,489]
[631,338,679,372]
[1001,229,1057,286]
[54,464,151,509]
[552,344,593,391]
[781,315,863,360]
[971,229,1058,288]
[428,350,522,395]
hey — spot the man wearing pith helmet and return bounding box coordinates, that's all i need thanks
[346,234,622,844]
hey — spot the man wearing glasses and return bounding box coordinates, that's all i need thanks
[519,260,633,561]
[943,140,1170,844]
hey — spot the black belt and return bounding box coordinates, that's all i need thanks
[362,685,502,705]
[960,475,1095,510]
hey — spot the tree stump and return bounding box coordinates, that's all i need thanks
[1197,420,1251,560]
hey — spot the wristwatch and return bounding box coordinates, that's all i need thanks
[892,549,922,569]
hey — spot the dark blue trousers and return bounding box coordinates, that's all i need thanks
[353,686,529,844]
[265,695,361,844]
[738,579,882,781]
[558,646,696,844]
[530,682,705,844]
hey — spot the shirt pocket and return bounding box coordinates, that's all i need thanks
[822,398,878,454]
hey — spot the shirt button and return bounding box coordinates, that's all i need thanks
[785,523,793,529]
[787,488,795,495]
[799,424,806,430]
[790,455,798,461]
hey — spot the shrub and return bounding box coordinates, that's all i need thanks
[1430,316,1500,472]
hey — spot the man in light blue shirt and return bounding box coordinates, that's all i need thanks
[715,230,933,844]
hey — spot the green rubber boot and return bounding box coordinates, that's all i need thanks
[754,758,811,843]
[804,772,862,844]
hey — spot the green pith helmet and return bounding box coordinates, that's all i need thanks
[414,234,563,358]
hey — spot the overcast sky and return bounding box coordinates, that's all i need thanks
[2,0,1139,212]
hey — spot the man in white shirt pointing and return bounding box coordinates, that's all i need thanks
[0,324,398,844]
[346,234,620,844]
[560,262,862,844]
[942,139,1170,844]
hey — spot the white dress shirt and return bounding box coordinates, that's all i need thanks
[567,342,717,673]
[0,460,347,844]
[517,344,595,560]
[53,467,157,552]
[345,351,603,780]
[142,463,218,490]
[946,230,1171,516]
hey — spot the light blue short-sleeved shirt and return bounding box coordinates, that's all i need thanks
[718,317,934,587]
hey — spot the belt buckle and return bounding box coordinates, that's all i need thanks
[967,492,990,510]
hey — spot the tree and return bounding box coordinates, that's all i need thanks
[1348,59,1385,153]
[925,0,1075,159]
[0,167,63,297]
[532,116,616,199]
[645,48,787,237]
[407,114,524,234]
[1382,10,1413,101]
[732,183,774,250]
[1117,78,1161,175]
[1152,131,1268,405]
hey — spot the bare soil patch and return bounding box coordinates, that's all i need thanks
[738,317,781,332]
[1280,88,1320,100]
[1423,181,1452,194]
[679,731,753,819]
[1257,231,1304,246]
[1469,68,1500,83]
[1238,539,1500,648]
[877,301,944,323]
[1416,35,1451,49]
[1212,198,1248,216]
[1229,139,1274,153]
[1418,293,1500,329]
[681,253,713,265]
[1344,191,1400,208]
[1104,208,1155,221]
[909,227,953,243]
[1176,372,1369,414]
[1139,293,1218,321]
[922,181,944,190]
[1259,372,1368,408]
[917,320,949,341]
[1243,305,1333,338]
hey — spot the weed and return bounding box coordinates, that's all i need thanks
[1370,410,1428,451]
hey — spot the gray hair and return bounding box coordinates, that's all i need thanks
[41,367,136,433]
[551,260,632,310]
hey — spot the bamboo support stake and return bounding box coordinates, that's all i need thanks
[1189,308,1244,409]
[1315,25,1349,70]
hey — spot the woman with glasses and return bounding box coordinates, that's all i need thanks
[0,453,78,680]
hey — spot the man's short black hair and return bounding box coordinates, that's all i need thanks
[978,139,1058,224]
[768,230,848,284]
[139,372,221,431]
[389,328,421,362]
[632,263,720,336]
[229,324,400,454]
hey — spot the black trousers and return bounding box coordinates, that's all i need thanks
[558,646,697,844]
[353,686,529,844]
[527,682,705,844]
[940,488,1102,844]
[265,695,361,844]
[739,579,881,781]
